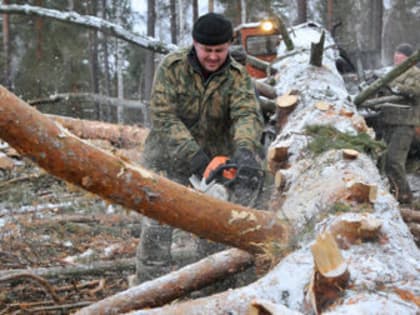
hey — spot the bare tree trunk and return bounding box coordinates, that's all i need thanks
[296,0,307,24]
[89,0,100,120]
[327,0,333,31]
[101,0,111,98]
[143,0,156,127]
[115,2,124,124]
[35,0,43,61]
[2,0,11,89]
[240,0,246,24]
[170,0,177,44]
[192,0,198,22]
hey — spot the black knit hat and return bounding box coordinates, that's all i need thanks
[192,13,233,45]
[396,43,414,57]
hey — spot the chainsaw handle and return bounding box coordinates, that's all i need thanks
[205,163,237,184]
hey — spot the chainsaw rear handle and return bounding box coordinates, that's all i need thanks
[205,163,238,184]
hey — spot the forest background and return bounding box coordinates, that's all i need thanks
[0,0,419,126]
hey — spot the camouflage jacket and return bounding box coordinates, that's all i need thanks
[143,47,263,177]
[381,66,420,126]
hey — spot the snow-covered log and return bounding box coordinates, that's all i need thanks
[0,4,177,54]
[123,22,419,315]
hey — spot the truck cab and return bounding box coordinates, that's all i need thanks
[233,20,281,78]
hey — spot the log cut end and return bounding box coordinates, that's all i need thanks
[307,232,350,314]
[267,146,289,173]
[347,182,378,203]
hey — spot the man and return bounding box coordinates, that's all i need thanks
[136,13,263,283]
[381,43,420,204]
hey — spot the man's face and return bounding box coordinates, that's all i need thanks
[394,52,408,65]
[193,41,230,73]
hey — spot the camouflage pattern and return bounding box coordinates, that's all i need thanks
[136,47,263,284]
[381,66,420,203]
[381,66,420,125]
[142,47,263,180]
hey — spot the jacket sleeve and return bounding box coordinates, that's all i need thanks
[392,67,420,98]
[149,58,201,166]
[229,71,264,153]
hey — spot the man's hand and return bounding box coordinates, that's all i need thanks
[231,148,260,170]
[189,149,210,177]
[230,148,264,207]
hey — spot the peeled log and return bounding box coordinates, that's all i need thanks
[0,86,291,258]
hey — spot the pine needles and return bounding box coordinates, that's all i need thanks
[305,125,386,158]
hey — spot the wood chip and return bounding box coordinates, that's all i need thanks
[342,149,359,160]
[315,101,331,111]
[276,94,298,108]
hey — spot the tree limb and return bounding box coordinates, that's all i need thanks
[76,249,253,315]
[0,4,177,54]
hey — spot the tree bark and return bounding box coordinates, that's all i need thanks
[192,0,198,22]
[296,0,307,24]
[143,0,156,127]
[88,0,100,98]
[0,86,292,257]
[75,249,253,315]
[170,0,177,44]
[2,0,11,89]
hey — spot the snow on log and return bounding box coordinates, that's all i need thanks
[125,22,419,315]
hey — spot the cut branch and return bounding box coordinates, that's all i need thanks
[307,232,349,314]
[309,31,325,67]
[0,86,292,256]
[76,249,253,315]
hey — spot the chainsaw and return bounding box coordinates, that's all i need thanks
[189,156,264,207]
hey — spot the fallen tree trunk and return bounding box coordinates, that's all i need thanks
[75,249,253,315]
[46,114,148,148]
[0,86,292,257]
[120,23,419,315]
